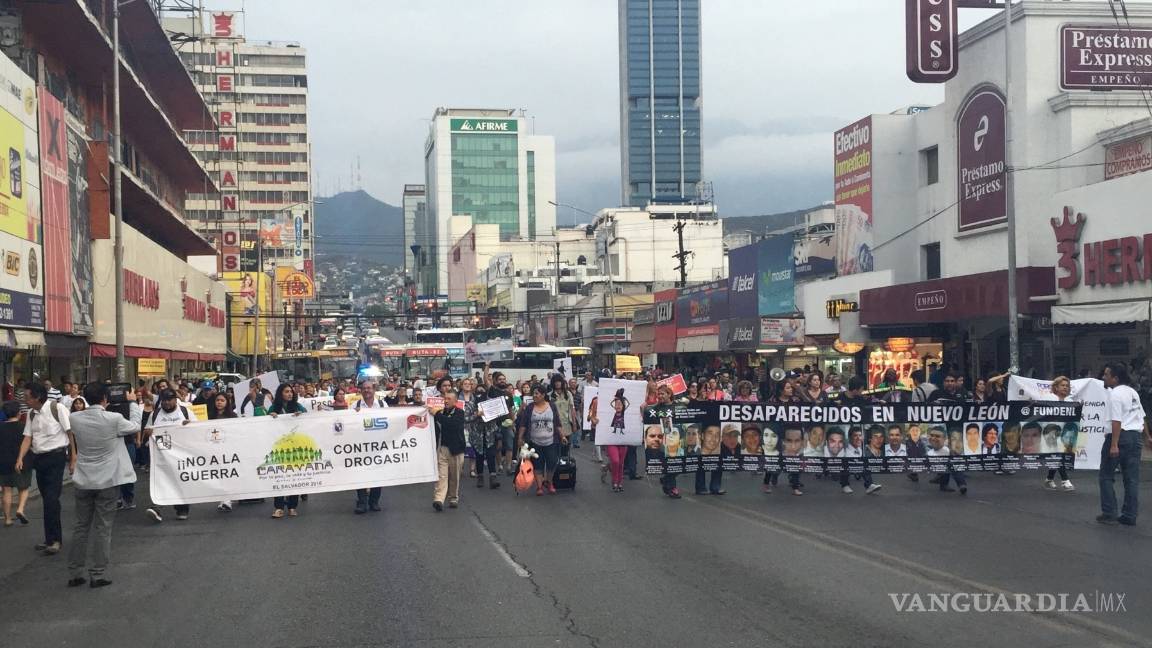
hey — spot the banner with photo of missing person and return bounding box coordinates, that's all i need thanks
[640,401,1082,475]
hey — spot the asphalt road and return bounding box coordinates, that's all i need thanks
[0,450,1149,648]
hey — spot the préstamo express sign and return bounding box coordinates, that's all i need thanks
[449,119,518,133]
[1061,25,1152,91]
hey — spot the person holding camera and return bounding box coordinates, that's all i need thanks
[66,383,142,588]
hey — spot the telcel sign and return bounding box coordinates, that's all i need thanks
[905,0,958,83]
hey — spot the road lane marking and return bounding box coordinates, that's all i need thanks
[472,513,531,578]
[688,497,1141,647]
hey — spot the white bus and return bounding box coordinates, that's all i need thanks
[472,346,591,384]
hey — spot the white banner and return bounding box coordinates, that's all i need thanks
[297,394,362,412]
[149,407,438,504]
[595,379,646,446]
[1008,376,1108,470]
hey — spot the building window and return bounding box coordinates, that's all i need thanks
[922,146,939,186]
[923,242,941,280]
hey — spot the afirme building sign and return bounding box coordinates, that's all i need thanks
[1061,26,1152,90]
[450,119,518,133]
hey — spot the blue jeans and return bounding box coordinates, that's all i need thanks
[695,468,722,494]
[840,470,873,488]
[1099,431,1142,521]
[938,471,967,489]
[121,439,137,501]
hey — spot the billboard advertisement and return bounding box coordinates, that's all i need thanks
[675,280,727,337]
[956,84,1007,232]
[793,230,836,279]
[757,236,795,317]
[66,125,94,334]
[40,89,71,333]
[727,243,758,318]
[760,318,806,346]
[0,57,42,329]
[1061,26,1152,91]
[223,271,273,356]
[834,117,873,276]
[275,266,315,300]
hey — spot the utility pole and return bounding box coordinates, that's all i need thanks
[1003,0,1020,373]
[672,220,690,288]
[554,238,561,299]
[112,1,125,381]
[251,233,262,376]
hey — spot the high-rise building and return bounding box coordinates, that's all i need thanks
[619,0,703,207]
[402,184,426,278]
[164,8,315,277]
[421,108,556,296]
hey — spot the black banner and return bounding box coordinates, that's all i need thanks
[641,402,1081,475]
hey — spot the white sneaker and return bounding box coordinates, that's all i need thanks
[866,484,883,494]
[1060,480,1075,491]
[217,502,233,513]
[146,508,163,523]
[1044,480,1058,490]
[841,485,854,494]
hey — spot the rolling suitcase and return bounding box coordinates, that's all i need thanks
[552,444,577,490]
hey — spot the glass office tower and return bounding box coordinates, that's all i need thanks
[619,0,703,207]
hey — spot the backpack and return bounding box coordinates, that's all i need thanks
[151,406,189,425]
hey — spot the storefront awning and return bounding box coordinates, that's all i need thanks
[860,267,1054,326]
[1052,301,1150,325]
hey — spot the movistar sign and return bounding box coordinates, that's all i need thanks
[450,118,518,133]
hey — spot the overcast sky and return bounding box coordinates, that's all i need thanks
[215,0,1001,218]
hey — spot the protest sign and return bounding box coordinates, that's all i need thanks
[1008,376,1108,470]
[149,407,438,504]
[479,396,509,422]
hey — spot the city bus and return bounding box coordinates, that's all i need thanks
[472,346,592,384]
[269,348,360,383]
[412,327,512,379]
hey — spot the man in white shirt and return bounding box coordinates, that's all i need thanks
[60,382,80,410]
[142,389,197,523]
[1098,363,1149,526]
[885,426,908,457]
[14,383,74,555]
[353,381,387,514]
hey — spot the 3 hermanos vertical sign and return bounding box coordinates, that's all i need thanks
[906,0,958,83]
[956,84,1007,232]
[449,119,518,133]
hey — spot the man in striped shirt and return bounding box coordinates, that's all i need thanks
[44,379,62,402]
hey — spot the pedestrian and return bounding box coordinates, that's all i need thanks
[208,392,236,420]
[268,384,307,519]
[432,389,467,511]
[800,372,826,404]
[239,379,270,417]
[1041,376,1076,492]
[568,378,583,448]
[0,400,31,527]
[549,375,578,448]
[516,385,563,496]
[44,379,62,402]
[653,385,682,498]
[66,383,142,588]
[764,380,803,494]
[69,398,88,413]
[732,380,758,403]
[353,380,387,514]
[1097,363,1148,526]
[142,389,196,522]
[331,387,350,410]
[60,382,80,410]
[485,369,516,475]
[14,382,74,555]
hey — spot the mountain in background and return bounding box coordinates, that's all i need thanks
[721,205,823,237]
[315,190,403,266]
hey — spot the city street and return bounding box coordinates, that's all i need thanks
[1,449,1148,648]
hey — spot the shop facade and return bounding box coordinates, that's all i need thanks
[674,279,726,375]
[796,270,895,379]
[90,224,227,383]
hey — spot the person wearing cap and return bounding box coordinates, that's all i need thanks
[141,389,196,522]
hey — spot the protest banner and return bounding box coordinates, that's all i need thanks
[657,374,688,395]
[641,401,1081,475]
[595,379,647,446]
[479,396,509,422]
[465,339,513,364]
[1008,376,1108,470]
[148,407,438,504]
[297,393,362,412]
